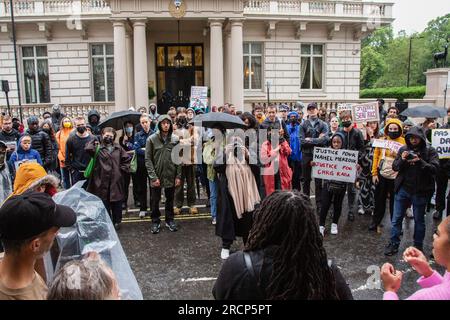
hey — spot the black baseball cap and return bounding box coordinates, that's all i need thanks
[307,103,318,110]
[0,191,76,241]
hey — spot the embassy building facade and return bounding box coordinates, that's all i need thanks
[0,0,393,116]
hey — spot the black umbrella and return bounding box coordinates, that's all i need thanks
[400,105,447,118]
[98,111,142,130]
[190,112,247,129]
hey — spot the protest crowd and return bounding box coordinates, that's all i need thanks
[0,100,449,301]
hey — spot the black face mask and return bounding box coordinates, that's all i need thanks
[43,129,51,135]
[12,123,19,130]
[77,126,86,134]
[342,121,352,128]
[388,131,401,140]
[178,117,187,124]
[103,137,114,145]
[290,118,297,124]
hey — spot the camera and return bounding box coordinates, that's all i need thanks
[406,151,417,160]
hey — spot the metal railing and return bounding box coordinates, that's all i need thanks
[0,0,111,17]
[1,102,114,120]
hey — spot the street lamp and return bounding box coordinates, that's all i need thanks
[1,80,11,116]
[266,80,272,106]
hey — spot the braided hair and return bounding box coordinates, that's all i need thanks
[245,190,339,300]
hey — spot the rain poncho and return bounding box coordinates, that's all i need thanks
[0,160,12,204]
[46,181,143,300]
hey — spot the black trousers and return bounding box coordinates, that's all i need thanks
[151,186,175,223]
[289,160,302,191]
[302,154,322,210]
[319,186,346,226]
[372,176,395,226]
[123,172,140,207]
[135,163,151,212]
[435,166,449,214]
[102,200,122,225]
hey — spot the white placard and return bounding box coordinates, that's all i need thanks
[432,129,450,159]
[351,102,380,123]
[190,86,208,109]
[312,147,359,183]
[337,103,353,113]
[372,139,404,153]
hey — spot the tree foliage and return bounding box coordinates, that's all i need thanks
[360,14,450,90]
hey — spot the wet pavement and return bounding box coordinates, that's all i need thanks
[118,194,446,300]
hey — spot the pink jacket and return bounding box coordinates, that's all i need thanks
[384,271,450,300]
[260,140,292,197]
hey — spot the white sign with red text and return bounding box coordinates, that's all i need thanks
[371,139,404,153]
[351,102,380,123]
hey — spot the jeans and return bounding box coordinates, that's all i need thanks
[61,167,71,189]
[390,187,427,248]
[151,186,175,224]
[209,179,218,219]
[102,200,123,225]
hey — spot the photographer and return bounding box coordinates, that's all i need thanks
[384,126,439,256]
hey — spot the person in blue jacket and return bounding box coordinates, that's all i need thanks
[9,134,43,177]
[287,111,302,191]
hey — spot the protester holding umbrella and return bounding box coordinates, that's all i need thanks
[85,127,131,230]
[119,121,139,211]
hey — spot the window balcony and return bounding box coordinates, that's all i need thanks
[0,0,111,18]
[243,0,393,20]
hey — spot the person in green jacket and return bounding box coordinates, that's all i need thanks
[145,114,182,234]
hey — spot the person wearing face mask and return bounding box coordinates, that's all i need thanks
[85,127,131,230]
[384,126,439,256]
[175,107,189,130]
[11,118,24,134]
[286,111,302,191]
[338,111,365,222]
[25,116,53,172]
[55,117,73,189]
[369,118,406,233]
[40,120,59,176]
[51,104,65,133]
[119,122,139,211]
[87,109,101,136]
[65,117,96,185]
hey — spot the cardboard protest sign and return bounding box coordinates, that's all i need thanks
[372,139,404,153]
[351,102,380,123]
[312,147,359,183]
[337,103,353,114]
[190,86,208,109]
[432,129,450,159]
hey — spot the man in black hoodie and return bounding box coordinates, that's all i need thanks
[384,126,439,256]
[51,104,65,132]
[0,115,20,161]
[88,110,101,136]
[25,116,53,171]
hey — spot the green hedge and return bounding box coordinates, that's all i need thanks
[360,86,426,101]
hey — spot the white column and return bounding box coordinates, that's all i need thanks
[113,20,128,111]
[230,19,244,110]
[223,30,232,104]
[126,32,135,108]
[209,19,224,109]
[133,19,149,109]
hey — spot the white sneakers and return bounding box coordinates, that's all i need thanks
[358,207,365,215]
[319,226,325,237]
[220,249,230,260]
[320,224,338,236]
[331,223,338,235]
[212,218,217,225]
[139,211,146,219]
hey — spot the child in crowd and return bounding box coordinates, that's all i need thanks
[9,135,42,177]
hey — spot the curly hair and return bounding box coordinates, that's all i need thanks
[245,190,339,300]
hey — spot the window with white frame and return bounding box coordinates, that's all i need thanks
[22,46,50,104]
[91,44,114,102]
[300,44,323,90]
[243,43,262,90]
